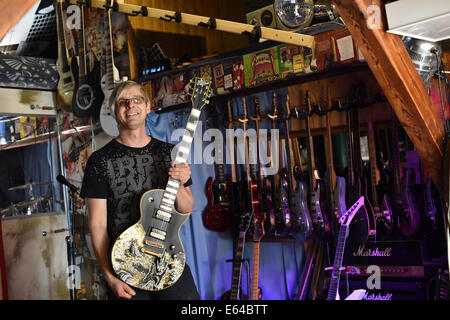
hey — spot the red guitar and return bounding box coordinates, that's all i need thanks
[203,105,233,232]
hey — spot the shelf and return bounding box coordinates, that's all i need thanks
[146,63,371,114]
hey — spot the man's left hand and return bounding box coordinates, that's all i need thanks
[168,162,191,186]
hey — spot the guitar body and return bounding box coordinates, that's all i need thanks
[203,175,233,232]
[111,189,189,291]
[310,180,330,240]
[347,174,370,243]
[279,169,292,235]
[99,85,119,136]
[56,59,75,111]
[291,179,313,241]
[73,60,104,118]
[263,177,276,236]
[399,168,421,237]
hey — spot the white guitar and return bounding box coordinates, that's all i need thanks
[99,2,122,137]
[326,196,367,300]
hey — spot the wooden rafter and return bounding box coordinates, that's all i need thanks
[332,0,445,194]
[0,0,39,43]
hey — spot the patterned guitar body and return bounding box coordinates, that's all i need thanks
[111,189,189,291]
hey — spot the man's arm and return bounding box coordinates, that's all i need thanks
[169,162,194,213]
[87,197,136,299]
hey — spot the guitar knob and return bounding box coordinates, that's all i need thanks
[170,245,175,250]
[172,254,177,259]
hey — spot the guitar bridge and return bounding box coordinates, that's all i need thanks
[140,247,163,258]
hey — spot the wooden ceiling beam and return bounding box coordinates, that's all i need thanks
[332,0,445,194]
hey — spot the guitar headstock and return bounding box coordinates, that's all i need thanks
[339,196,365,227]
[189,77,212,111]
[239,211,253,233]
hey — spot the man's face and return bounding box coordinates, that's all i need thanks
[115,85,150,130]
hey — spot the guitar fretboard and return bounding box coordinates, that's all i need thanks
[231,231,246,300]
[327,224,348,300]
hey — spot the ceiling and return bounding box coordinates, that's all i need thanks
[0,0,57,59]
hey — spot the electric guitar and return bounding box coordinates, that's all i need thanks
[304,91,330,240]
[203,104,233,232]
[221,211,252,300]
[327,196,366,300]
[55,0,75,112]
[367,116,393,238]
[110,78,212,291]
[284,95,313,241]
[323,87,346,239]
[72,2,104,118]
[268,92,289,235]
[345,87,372,243]
[251,97,276,237]
[391,110,420,237]
[100,0,121,136]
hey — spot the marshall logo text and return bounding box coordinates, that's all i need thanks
[353,244,392,257]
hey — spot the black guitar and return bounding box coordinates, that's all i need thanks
[304,91,330,240]
[346,86,374,243]
[110,78,212,291]
[72,2,104,118]
[221,211,252,300]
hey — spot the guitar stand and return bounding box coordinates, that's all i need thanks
[131,6,148,17]
[160,12,182,23]
[103,0,118,12]
[242,25,261,44]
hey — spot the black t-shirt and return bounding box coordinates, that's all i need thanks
[80,137,191,241]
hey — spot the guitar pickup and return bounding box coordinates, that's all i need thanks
[140,247,163,258]
[156,209,171,222]
[150,228,166,240]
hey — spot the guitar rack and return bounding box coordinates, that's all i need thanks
[62,0,315,48]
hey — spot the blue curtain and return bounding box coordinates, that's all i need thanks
[146,87,305,300]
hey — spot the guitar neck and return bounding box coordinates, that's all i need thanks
[327,224,348,300]
[305,92,316,191]
[104,9,116,89]
[55,1,70,67]
[250,240,261,300]
[227,101,237,183]
[78,5,87,77]
[367,118,380,207]
[391,110,402,195]
[346,109,355,184]
[325,87,336,191]
[230,231,247,300]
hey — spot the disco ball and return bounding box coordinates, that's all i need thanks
[274,0,314,29]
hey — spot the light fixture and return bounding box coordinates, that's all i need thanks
[402,36,442,88]
[386,0,450,42]
[274,0,314,31]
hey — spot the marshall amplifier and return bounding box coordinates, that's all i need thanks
[343,280,427,300]
[326,240,429,266]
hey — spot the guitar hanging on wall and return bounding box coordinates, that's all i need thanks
[72,1,104,118]
[55,0,75,112]
[100,0,122,136]
[110,78,212,291]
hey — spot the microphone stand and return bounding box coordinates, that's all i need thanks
[55,117,77,300]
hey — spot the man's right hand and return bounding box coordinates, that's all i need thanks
[107,276,136,299]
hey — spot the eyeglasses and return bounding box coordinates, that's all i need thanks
[116,96,145,108]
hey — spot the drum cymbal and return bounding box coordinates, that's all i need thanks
[8,181,52,191]
[13,197,45,209]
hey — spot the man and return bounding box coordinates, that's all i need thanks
[80,80,199,300]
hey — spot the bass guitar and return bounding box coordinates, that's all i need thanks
[55,0,75,112]
[72,2,104,118]
[327,196,366,300]
[203,104,233,232]
[99,0,121,136]
[304,91,330,240]
[284,95,313,241]
[110,78,212,291]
